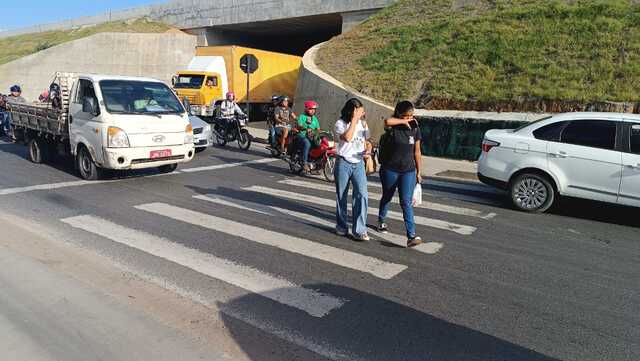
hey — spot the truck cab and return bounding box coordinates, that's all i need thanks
[69,74,196,179]
[173,71,223,117]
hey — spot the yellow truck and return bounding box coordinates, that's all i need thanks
[173,46,302,121]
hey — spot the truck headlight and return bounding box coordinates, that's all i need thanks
[185,123,194,144]
[108,127,130,148]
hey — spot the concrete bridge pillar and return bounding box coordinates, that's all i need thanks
[341,9,379,33]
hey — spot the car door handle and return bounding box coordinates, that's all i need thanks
[550,151,568,158]
[625,163,640,169]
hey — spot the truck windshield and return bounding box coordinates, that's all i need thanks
[100,80,185,115]
[174,75,205,89]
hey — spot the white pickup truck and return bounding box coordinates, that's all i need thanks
[8,72,195,180]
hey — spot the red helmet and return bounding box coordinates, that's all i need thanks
[226,91,235,99]
[304,101,318,110]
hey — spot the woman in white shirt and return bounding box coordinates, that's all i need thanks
[334,98,370,241]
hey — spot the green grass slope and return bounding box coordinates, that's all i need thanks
[317,0,640,112]
[0,18,171,66]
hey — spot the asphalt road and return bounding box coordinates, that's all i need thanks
[0,139,638,361]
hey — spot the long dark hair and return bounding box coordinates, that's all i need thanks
[393,100,415,118]
[340,98,364,124]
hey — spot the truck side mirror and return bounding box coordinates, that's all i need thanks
[83,97,99,116]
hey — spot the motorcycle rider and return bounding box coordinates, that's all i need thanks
[216,91,246,131]
[297,101,321,172]
[267,94,280,145]
[1,85,26,138]
[216,91,246,120]
[274,95,296,153]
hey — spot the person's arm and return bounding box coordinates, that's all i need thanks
[341,107,364,142]
[234,103,246,116]
[414,139,422,184]
[385,117,411,127]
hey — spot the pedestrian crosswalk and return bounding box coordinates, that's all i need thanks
[245,185,477,235]
[58,174,494,324]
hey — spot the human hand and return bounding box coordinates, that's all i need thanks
[353,107,365,122]
[416,173,423,184]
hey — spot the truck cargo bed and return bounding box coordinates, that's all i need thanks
[9,102,68,137]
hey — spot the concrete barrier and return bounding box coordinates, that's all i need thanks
[0,32,197,101]
[294,42,549,160]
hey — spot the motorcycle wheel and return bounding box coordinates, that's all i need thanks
[269,146,281,157]
[323,155,336,183]
[289,153,304,175]
[215,131,227,146]
[237,129,251,150]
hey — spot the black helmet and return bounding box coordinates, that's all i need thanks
[278,95,290,104]
[271,94,280,102]
[10,85,21,93]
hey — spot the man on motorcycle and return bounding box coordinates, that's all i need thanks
[216,91,246,120]
[274,95,296,153]
[297,101,321,172]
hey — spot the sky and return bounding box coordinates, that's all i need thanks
[3,0,163,31]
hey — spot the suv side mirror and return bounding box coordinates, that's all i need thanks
[171,75,177,87]
[82,97,99,116]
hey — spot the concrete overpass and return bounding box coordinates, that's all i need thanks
[1,0,395,54]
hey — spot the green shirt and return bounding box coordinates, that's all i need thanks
[297,114,320,138]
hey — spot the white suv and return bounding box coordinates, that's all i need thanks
[478,112,640,213]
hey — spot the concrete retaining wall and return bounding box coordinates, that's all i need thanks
[0,32,197,101]
[294,42,549,160]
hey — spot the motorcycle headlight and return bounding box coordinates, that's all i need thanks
[107,127,130,148]
[184,123,194,144]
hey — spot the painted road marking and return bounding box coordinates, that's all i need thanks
[135,203,408,280]
[61,215,344,318]
[278,178,496,219]
[180,157,278,173]
[0,158,278,196]
[245,186,477,236]
[194,194,445,255]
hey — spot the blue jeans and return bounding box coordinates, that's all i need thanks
[301,137,312,164]
[0,111,9,135]
[378,168,417,238]
[335,157,368,235]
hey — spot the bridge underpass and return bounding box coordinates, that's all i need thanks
[188,10,378,55]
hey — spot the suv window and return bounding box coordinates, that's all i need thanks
[560,120,617,150]
[630,124,640,154]
[533,121,569,141]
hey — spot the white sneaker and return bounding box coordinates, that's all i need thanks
[353,233,370,242]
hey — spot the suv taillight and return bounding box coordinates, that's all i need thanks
[481,139,500,153]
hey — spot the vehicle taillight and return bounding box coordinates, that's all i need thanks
[481,139,500,153]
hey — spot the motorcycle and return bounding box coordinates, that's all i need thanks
[213,114,251,150]
[267,124,296,158]
[285,130,337,183]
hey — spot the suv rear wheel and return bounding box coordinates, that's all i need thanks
[510,173,556,213]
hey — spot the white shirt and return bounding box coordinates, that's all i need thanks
[334,119,370,164]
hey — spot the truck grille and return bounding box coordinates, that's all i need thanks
[131,155,185,165]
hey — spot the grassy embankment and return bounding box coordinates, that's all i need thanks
[0,18,171,66]
[317,0,640,112]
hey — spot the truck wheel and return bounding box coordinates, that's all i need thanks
[28,139,47,164]
[77,147,102,180]
[158,164,178,173]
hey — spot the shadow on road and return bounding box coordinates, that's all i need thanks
[217,283,560,361]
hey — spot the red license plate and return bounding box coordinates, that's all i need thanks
[150,149,172,159]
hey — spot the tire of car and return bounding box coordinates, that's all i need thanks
[509,173,556,213]
[28,138,46,164]
[158,163,178,173]
[77,146,102,180]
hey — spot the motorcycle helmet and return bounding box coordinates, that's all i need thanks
[304,101,318,110]
[10,85,21,93]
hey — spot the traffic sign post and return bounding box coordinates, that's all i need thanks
[240,54,259,122]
